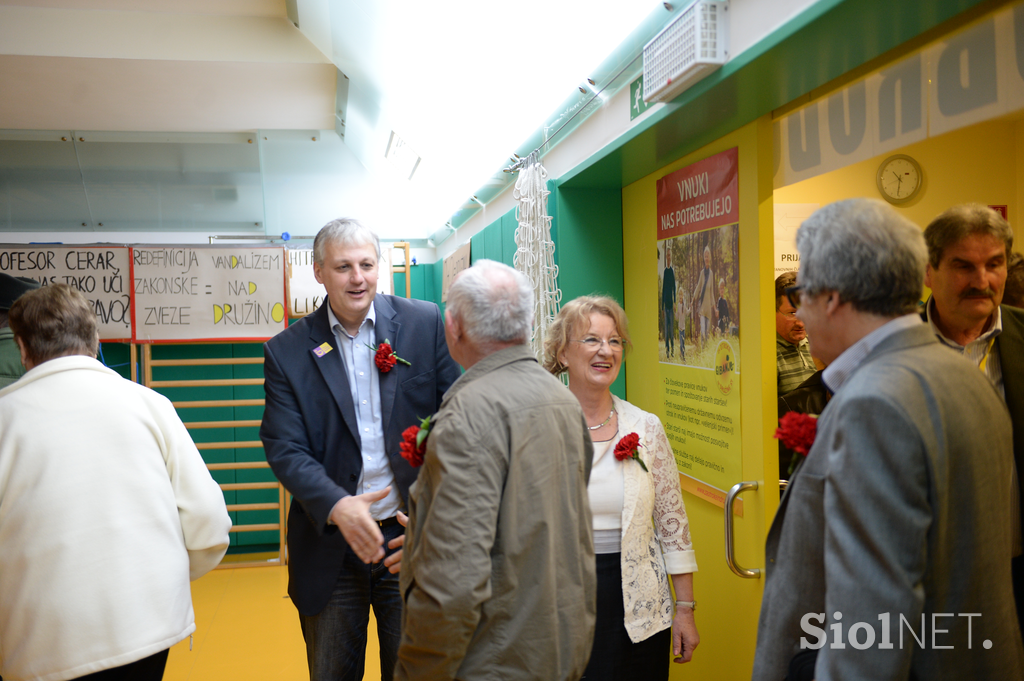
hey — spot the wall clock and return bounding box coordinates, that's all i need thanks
[876,154,922,204]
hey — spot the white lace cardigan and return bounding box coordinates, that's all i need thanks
[611,394,698,643]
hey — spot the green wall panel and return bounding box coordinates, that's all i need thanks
[392,262,436,302]
[550,185,626,399]
[469,208,517,266]
[146,341,275,548]
[470,230,487,263]
[501,211,518,267]
[99,342,132,380]
[485,217,505,263]
[433,259,446,319]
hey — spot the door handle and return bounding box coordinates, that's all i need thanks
[725,480,761,579]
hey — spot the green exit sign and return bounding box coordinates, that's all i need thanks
[630,75,653,121]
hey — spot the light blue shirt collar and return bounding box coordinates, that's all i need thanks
[325,296,376,338]
[823,314,923,394]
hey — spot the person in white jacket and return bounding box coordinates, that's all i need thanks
[0,283,232,681]
[544,295,699,681]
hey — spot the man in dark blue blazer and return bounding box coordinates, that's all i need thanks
[260,218,460,681]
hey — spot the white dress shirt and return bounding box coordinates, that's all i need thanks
[327,301,401,520]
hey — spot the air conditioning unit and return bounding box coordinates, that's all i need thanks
[643,1,729,104]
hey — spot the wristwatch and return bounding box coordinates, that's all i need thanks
[675,600,696,610]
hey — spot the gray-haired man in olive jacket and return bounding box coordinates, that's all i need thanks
[393,260,596,681]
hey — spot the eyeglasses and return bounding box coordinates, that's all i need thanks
[783,285,803,311]
[572,337,624,352]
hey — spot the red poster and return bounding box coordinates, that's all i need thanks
[656,147,738,239]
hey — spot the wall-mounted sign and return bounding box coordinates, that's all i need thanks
[286,248,324,318]
[0,245,132,341]
[630,75,653,121]
[656,146,742,497]
[442,242,472,302]
[774,5,1024,189]
[131,246,287,342]
[656,146,738,239]
[772,204,818,279]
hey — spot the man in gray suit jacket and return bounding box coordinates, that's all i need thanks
[752,199,1024,681]
[922,204,1024,635]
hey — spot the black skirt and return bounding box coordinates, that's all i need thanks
[581,552,671,681]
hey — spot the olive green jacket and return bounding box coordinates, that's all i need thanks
[0,328,25,389]
[396,345,596,681]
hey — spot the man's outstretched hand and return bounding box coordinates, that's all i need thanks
[329,487,392,563]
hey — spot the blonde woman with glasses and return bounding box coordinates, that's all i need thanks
[544,296,699,680]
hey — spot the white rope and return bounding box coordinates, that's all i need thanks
[513,156,561,362]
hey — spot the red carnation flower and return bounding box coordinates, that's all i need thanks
[613,432,648,472]
[775,412,819,476]
[375,343,399,372]
[366,338,411,373]
[774,412,818,456]
[400,425,425,467]
[399,415,433,468]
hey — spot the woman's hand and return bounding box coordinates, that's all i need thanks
[672,606,699,663]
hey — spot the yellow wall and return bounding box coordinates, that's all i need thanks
[622,117,778,680]
[775,117,1022,244]
[618,100,1024,681]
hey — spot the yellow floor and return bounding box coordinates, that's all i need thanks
[165,565,382,681]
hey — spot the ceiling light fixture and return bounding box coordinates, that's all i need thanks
[384,130,421,180]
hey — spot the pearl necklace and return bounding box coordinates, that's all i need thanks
[588,408,615,431]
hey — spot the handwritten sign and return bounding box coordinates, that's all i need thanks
[131,246,287,342]
[286,248,325,318]
[442,242,472,302]
[0,245,132,341]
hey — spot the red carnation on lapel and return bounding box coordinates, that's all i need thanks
[375,342,398,372]
[366,338,411,373]
[400,415,432,467]
[613,432,648,472]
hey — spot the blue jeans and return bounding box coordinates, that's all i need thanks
[299,520,404,681]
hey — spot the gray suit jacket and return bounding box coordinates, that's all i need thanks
[753,323,1024,680]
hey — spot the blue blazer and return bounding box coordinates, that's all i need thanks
[260,293,461,616]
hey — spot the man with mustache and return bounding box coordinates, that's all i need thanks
[923,204,1024,634]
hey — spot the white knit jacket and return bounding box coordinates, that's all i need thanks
[613,395,698,643]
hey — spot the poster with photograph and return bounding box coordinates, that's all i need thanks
[656,147,742,500]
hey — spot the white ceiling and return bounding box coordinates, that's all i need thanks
[0,0,662,240]
[0,1,336,132]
